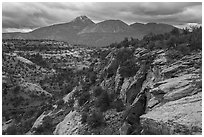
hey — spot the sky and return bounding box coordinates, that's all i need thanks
[2,2,202,33]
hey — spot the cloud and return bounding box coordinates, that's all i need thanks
[2,28,33,33]
[2,2,202,32]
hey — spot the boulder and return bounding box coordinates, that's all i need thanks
[63,86,82,103]
[31,111,52,130]
[120,121,131,135]
[53,110,82,135]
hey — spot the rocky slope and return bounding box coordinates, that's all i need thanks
[140,51,202,135]
[2,39,99,134]
[2,52,54,135]
[26,47,201,135]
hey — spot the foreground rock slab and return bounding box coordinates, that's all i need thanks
[141,92,202,135]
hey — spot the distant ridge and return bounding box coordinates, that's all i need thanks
[3,16,176,47]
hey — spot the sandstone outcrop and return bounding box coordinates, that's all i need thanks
[140,51,202,135]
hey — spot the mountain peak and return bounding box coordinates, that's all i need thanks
[75,15,88,21]
[72,15,94,24]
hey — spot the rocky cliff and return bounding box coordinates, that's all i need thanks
[32,47,201,135]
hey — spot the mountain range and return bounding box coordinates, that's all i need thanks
[2,16,176,47]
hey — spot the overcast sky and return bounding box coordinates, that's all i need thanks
[2,2,202,32]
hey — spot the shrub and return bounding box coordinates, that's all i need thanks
[78,91,90,106]
[13,96,24,107]
[19,118,36,133]
[6,125,18,135]
[63,86,73,95]
[35,109,44,119]
[146,41,155,50]
[33,126,44,134]
[13,86,20,94]
[120,37,130,47]
[23,110,35,118]
[189,27,202,50]
[29,53,49,68]
[95,91,110,112]
[165,49,182,61]
[112,99,125,112]
[115,48,134,64]
[87,110,104,128]
[81,112,88,124]
[56,99,64,107]
[93,86,104,97]
[154,40,164,49]
[67,98,74,107]
[89,72,97,84]
[166,35,178,49]
[119,59,139,78]
[176,43,190,55]
[170,28,180,36]
[73,89,81,99]
[42,116,53,129]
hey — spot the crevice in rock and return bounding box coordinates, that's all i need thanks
[121,67,152,134]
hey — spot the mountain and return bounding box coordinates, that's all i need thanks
[3,16,176,47]
[77,20,142,47]
[130,22,175,34]
[26,16,95,43]
[79,20,131,34]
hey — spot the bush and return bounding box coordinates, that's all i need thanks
[146,41,155,50]
[95,91,110,112]
[87,110,104,128]
[29,53,49,68]
[42,116,53,129]
[165,49,182,61]
[13,96,24,107]
[67,98,74,107]
[170,28,180,36]
[115,48,134,64]
[56,99,64,107]
[120,37,130,47]
[89,72,97,84]
[13,86,20,94]
[33,126,44,134]
[189,27,202,50]
[81,113,88,124]
[112,99,125,112]
[5,125,18,135]
[18,118,36,134]
[119,59,139,78]
[176,44,190,55]
[154,40,164,49]
[166,35,178,49]
[62,86,73,95]
[78,91,90,106]
[23,110,35,118]
[93,86,104,97]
